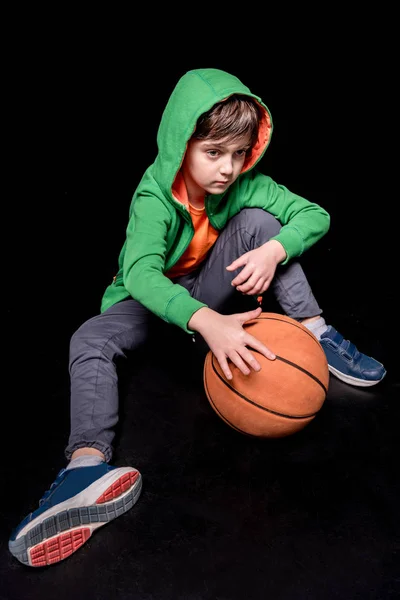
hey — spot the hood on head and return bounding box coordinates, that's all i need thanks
[153,68,273,202]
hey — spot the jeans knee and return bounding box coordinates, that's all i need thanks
[69,327,86,360]
[69,316,98,355]
[241,208,282,238]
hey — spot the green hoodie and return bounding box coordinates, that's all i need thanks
[100,68,330,332]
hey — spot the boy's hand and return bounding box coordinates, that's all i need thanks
[188,306,275,380]
[226,240,287,296]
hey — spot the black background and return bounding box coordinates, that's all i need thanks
[3,12,399,600]
[7,21,396,366]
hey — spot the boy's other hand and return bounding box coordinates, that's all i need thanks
[226,241,286,296]
[188,306,276,380]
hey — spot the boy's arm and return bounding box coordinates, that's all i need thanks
[234,172,331,263]
[121,191,207,332]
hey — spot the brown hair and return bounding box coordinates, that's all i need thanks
[193,94,263,151]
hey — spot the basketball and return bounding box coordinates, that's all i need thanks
[203,312,329,438]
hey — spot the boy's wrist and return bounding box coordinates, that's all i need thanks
[265,240,287,263]
[188,306,213,333]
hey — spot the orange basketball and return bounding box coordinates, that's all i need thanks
[203,312,329,438]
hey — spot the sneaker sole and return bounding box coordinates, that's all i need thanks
[9,468,142,567]
[328,364,386,387]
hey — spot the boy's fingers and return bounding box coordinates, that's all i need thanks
[246,334,276,360]
[226,255,247,271]
[231,267,251,286]
[229,351,251,376]
[216,355,233,380]
[237,307,262,324]
[239,348,261,372]
[226,260,239,271]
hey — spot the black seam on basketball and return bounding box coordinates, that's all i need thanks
[210,355,320,419]
[204,382,255,437]
[211,407,257,437]
[275,356,327,394]
[246,316,325,354]
[249,351,328,395]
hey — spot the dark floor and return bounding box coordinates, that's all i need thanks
[2,311,399,599]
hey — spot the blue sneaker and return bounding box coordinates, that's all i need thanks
[320,326,386,387]
[9,463,142,567]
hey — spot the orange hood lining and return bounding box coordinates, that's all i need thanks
[243,105,272,171]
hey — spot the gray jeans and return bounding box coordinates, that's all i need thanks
[66,209,322,462]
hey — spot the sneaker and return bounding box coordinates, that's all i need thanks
[320,326,386,387]
[9,463,142,567]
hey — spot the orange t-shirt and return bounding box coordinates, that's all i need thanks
[166,202,219,278]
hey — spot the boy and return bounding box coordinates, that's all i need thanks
[9,68,386,567]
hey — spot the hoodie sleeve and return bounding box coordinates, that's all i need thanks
[122,191,207,332]
[232,172,331,262]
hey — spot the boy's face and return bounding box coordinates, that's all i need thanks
[181,134,251,200]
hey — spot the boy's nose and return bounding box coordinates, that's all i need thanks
[220,158,234,175]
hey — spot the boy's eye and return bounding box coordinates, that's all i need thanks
[206,149,248,158]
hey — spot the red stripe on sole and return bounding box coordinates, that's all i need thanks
[30,528,91,567]
[96,470,139,504]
